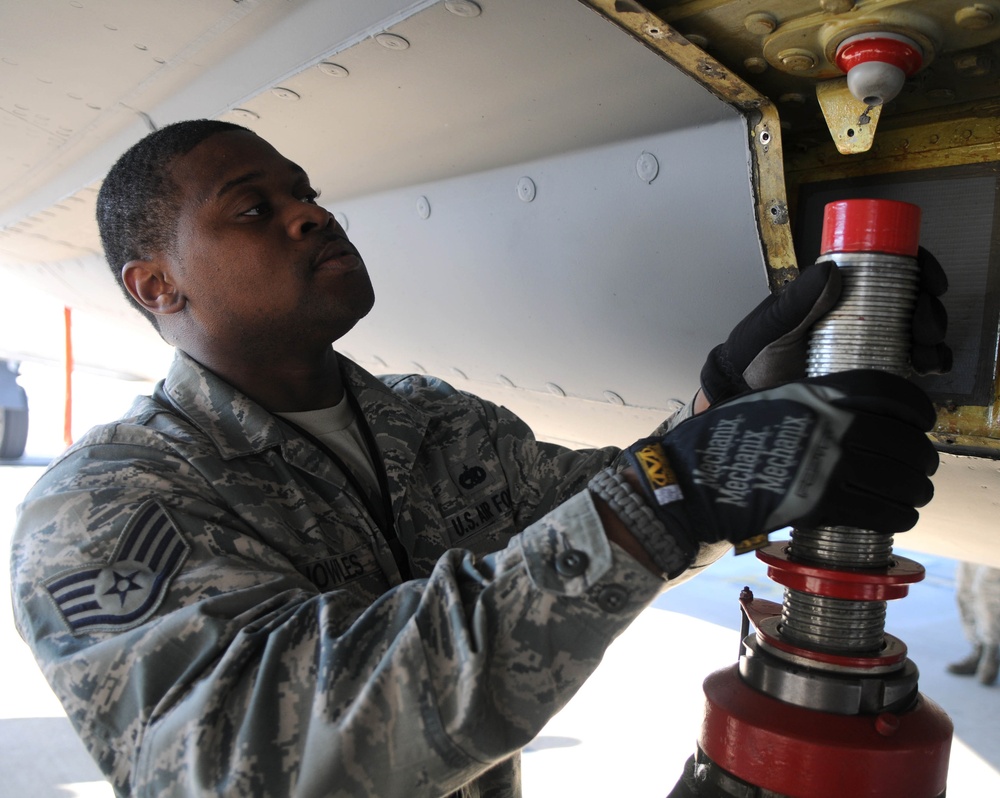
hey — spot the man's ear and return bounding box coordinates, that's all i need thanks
[122,259,186,316]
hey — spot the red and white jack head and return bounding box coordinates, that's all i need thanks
[835,32,924,106]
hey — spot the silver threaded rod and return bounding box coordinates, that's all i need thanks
[780,251,920,653]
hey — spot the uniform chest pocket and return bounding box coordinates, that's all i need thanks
[423,448,516,549]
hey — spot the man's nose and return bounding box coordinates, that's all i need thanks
[285,199,333,239]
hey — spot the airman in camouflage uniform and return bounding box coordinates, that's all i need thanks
[10,120,943,797]
[12,348,718,796]
[14,119,704,798]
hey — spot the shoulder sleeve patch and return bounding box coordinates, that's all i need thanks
[42,500,190,635]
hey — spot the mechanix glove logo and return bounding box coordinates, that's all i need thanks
[688,409,817,509]
[43,500,189,634]
[632,442,683,506]
[682,401,831,553]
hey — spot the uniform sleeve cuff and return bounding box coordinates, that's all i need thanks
[516,490,665,600]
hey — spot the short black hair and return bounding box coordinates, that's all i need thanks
[96,119,251,328]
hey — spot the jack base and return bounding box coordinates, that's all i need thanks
[694,665,952,798]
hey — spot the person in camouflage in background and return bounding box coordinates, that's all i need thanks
[948,563,1000,685]
[10,120,948,797]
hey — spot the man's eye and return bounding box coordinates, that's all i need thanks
[302,189,321,204]
[241,202,269,217]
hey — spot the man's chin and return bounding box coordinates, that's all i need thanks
[333,299,375,340]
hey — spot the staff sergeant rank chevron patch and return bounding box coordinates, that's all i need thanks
[43,501,190,634]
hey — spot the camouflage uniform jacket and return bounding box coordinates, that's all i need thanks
[12,350,710,798]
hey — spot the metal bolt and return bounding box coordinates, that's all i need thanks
[416,196,431,219]
[516,176,536,203]
[953,52,992,76]
[875,713,901,737]
[778,48,817,71]
[821,0,856,12]
[318,62,349,78]
[744,12,777,35]
[636,151,659,183]
[445,0,482,17]
[744,56,768,74]
[271,87,300,101]
[955,5,995,29]
[767,200,788,224]
[375,33,410,50]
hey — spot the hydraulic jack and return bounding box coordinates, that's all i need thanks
[671,199,953,798]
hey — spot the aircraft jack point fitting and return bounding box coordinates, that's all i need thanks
[835,33,924,107]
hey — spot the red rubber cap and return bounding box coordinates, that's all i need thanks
[835,36,923,77]
[821,199,921,256]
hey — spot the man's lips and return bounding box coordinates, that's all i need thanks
[312,238,361,272]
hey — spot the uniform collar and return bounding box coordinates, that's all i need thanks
[158,350,431,485]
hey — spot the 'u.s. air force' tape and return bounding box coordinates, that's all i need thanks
[43,500,189,634]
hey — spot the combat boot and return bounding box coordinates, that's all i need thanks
[977,645,999,686]
[947,644,982,675]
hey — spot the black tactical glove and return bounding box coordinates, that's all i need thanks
[910,247,952,376]
[626,370,938,558]
[700,249,951,405]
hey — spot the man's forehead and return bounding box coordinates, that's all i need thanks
[171,131,308,198]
